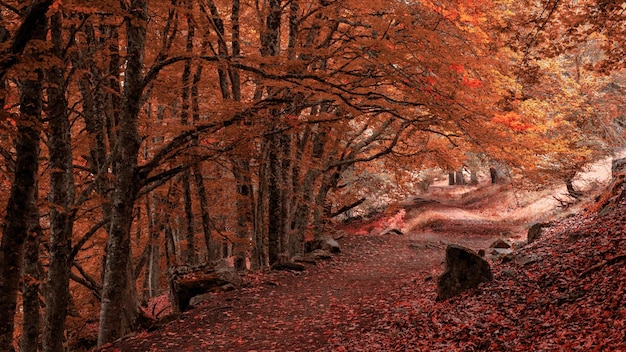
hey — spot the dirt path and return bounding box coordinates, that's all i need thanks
[99,214,508,352]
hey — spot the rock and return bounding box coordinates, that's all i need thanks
[516,254,539,266]
[489,239,511,249]
[188,293,213,308]
[168,263,241,312]
[478,249,486,257]
[567,232,585,243]
[271,261,306,272]
[305,236,341,253]
[309,249,333,260]
[294,249,333,264]
[382,228,403,236]
[491,248,513,256]
[436,244,493,301]
[527,222,552,243]
[512,240,528,250]
[501,253,515,263]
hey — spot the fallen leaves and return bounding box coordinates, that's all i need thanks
[96,186,624,351]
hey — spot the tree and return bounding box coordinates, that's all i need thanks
[0,3,46,349]
[5,0,613,348]
[97,0,151,344]
[42,11,76,352]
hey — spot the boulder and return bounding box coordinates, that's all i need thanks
[512,240,528,250]
[271,261,306,272]
[527,222,552,243]
[305,236,341,253]
[491,248,513,256]
[382,228,403,236]
[308,249,333,260]
[436,244,493,301]
[489,238,511,249]
[168,262,241,312]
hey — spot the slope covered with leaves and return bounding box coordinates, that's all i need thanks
[96,180,625,351]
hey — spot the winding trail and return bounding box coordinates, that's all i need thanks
[99,199,510,352]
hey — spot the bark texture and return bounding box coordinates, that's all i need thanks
[43,12,76,352]
[98,0,149,345]
[0,62,43,352]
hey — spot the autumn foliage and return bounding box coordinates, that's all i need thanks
[0,0,624,350]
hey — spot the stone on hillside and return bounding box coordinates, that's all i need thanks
[305,236,341,253]
[512,240,528,250]
[489,238,511,249]
[527,222,552,243]
[567,232,585,243]
[436,244,493,301]
[271,261,306,272]
[309,249,333,260]
[294,249,333,264]
[382,228,403,236]
[491,248,513,256]
[515,254,539,266]
[168,263,241,312]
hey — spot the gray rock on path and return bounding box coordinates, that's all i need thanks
[436,244,493,301]
[305,236,341,253]
[489,238,511,249]
[527,222,552,243]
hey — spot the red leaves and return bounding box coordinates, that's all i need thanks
[96,191,625,351]
[493,111,533,131]
[450,63,465,73]
[461,76,483,88]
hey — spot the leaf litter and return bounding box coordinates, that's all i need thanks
[96,186,625,352]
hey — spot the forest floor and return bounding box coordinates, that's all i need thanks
[96,164,625,351]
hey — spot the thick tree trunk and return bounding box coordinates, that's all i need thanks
[232,161,254,270]
[470,168,479,185]
[455,170,465,185]
[253,145,270,269]
[0,62,43,352]
[98,0,149,345]
[20,190,42,352]
[43,12,76,352]
[267,136,284,264]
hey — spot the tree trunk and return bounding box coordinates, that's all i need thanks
[143,194,161,300]
[455,170,465,185]
[232,161,254,270]
[449,171,455,185]
[182,172,197,265]
[43,12,76,352]
[566,176,582,199]
[489,167,498,184]
[98,0,149,344]
[470,168,479,185]
[20,190,42,352]
[192,165,216,262]
[253,145,270,269]
[0,58,43,352]
[267,136,284,264]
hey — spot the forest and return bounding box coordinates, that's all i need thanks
[0,0,624,351]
